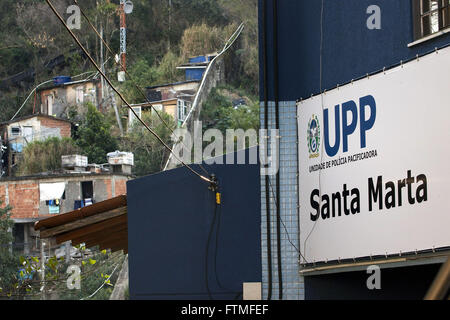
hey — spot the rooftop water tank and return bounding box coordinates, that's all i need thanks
[53,76,72,85]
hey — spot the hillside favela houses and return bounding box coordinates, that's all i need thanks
[0,74,134,258]
[0,51,223,258]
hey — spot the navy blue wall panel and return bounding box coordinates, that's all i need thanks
[259,0,450,101]
[127,149,261,300]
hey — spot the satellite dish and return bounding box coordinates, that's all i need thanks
[124,1,134,14]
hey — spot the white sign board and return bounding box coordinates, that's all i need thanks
[297,46,450,264]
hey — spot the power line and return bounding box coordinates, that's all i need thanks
[45,0,213,185]
[266,174,309,264]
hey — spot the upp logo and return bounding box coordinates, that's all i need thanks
[322,95,377,157]
[307,114,321,159]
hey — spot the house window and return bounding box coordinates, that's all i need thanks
[11,127,21,136]
[128,106,142,128]
[177,100,184,122]
[413,0,450,39]
[184,102,191,120]
[178,100,190,123]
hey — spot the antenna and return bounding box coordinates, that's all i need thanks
[118,0,132,81]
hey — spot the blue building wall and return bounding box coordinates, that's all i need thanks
[259,0,450,300]
[127,149,261,300]
[260,0,450,101]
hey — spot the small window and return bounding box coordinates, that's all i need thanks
[11,127,21,136]
[413,0,450,40]
[177,100,188,122]
[184,102,191,119]
[128,106,142,128]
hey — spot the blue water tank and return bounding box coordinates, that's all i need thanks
[189,55,207,63]
[186,68,205,81]
[53,76,72,85]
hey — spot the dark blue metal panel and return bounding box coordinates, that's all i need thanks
[259,0,450,101]
[127,148,262,300]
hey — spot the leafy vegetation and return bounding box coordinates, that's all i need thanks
[0,204,20,297]
[120,111,176,177]
[75,103,119,165]
[17,137,80,176]
[201,86,260,134]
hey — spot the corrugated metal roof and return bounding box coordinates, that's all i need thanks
[34,195,128,254]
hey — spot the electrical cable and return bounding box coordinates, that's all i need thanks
[262,0,273,301]
[80,257,123,300]
[204,191,219,300]
[9,69,97,122]
[204,185,243,301]
[272,0,283,300]
[266,176,309,263]
[72,0,211,177]
[45,0,214,186]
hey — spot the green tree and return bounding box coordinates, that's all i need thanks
[201,86,260,133]
[0,203,19,297]
[75,103,119,165]
[120,111,175,177]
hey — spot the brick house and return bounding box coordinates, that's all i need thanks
[0,172,131,256]
[0,114,72,177]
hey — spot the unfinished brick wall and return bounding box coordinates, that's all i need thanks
[105,179,112,199]
[2,182,40,219]
[114,178,127,196]
[0,175,131,220]
[39,117,71,138]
